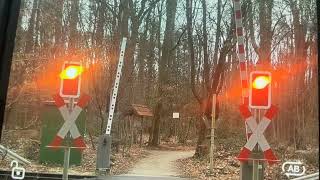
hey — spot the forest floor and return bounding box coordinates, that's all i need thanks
[0,129,318,179]
[0,129,148,176]
[175,129,319,180]
[176,146,319,180]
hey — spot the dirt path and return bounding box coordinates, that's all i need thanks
[125,150,194,177]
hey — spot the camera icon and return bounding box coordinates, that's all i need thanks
[10,160,25,179]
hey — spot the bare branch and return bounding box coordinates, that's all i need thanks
[201,0,210,93]
[138,0,162,25]
[170,28,186,52]
[248,0,260,55]
[186,0,202,103]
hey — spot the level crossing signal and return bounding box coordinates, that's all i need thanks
[249,71,271,109]
[59,62,83,98]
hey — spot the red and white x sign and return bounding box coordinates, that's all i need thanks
[237,105,278,164]
[48,94,90,150]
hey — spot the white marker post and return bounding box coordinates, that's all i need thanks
[209,94,216,173]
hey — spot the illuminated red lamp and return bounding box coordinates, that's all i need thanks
[59,62,83,98]
[249,71,271,109]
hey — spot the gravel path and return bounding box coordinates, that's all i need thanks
[125,150,194,177]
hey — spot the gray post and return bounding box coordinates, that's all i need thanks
[240,161,252,180]
[96,134,112,176]
[63,145,70,180]
[252,109,264,180]
[63,98,74,180]
[252,160,258,180]
[252,109,258,180]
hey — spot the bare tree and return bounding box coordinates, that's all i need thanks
[151,0,178,146]
[186,0,235,157]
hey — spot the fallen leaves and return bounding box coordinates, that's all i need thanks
[0,130,147,176]
[176,144,319,180]
[176,153,240,180]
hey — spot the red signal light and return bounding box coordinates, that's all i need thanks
[252,76,270,89]
[249,71,271,109]
[60,66,83,80]
[59,62,82,98]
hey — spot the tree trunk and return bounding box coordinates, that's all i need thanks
[54,0,64,56]
[187,0,233,157]
[68,0,79,51]
[136,15,150,104]
[25,0,39,54]
[258,0,273,64]
[151,0,177,146]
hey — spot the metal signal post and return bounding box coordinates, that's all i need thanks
[237,71,279,180]
[96,37,127,175]
[48,61,89,180]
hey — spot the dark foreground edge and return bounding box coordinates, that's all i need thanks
[0,171,187,180]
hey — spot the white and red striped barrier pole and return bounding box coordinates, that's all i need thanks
[49,94,90,150]
[238,105,278,164]
[233,0,252,139]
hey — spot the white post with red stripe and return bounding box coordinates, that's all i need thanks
[233,0,252,139]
